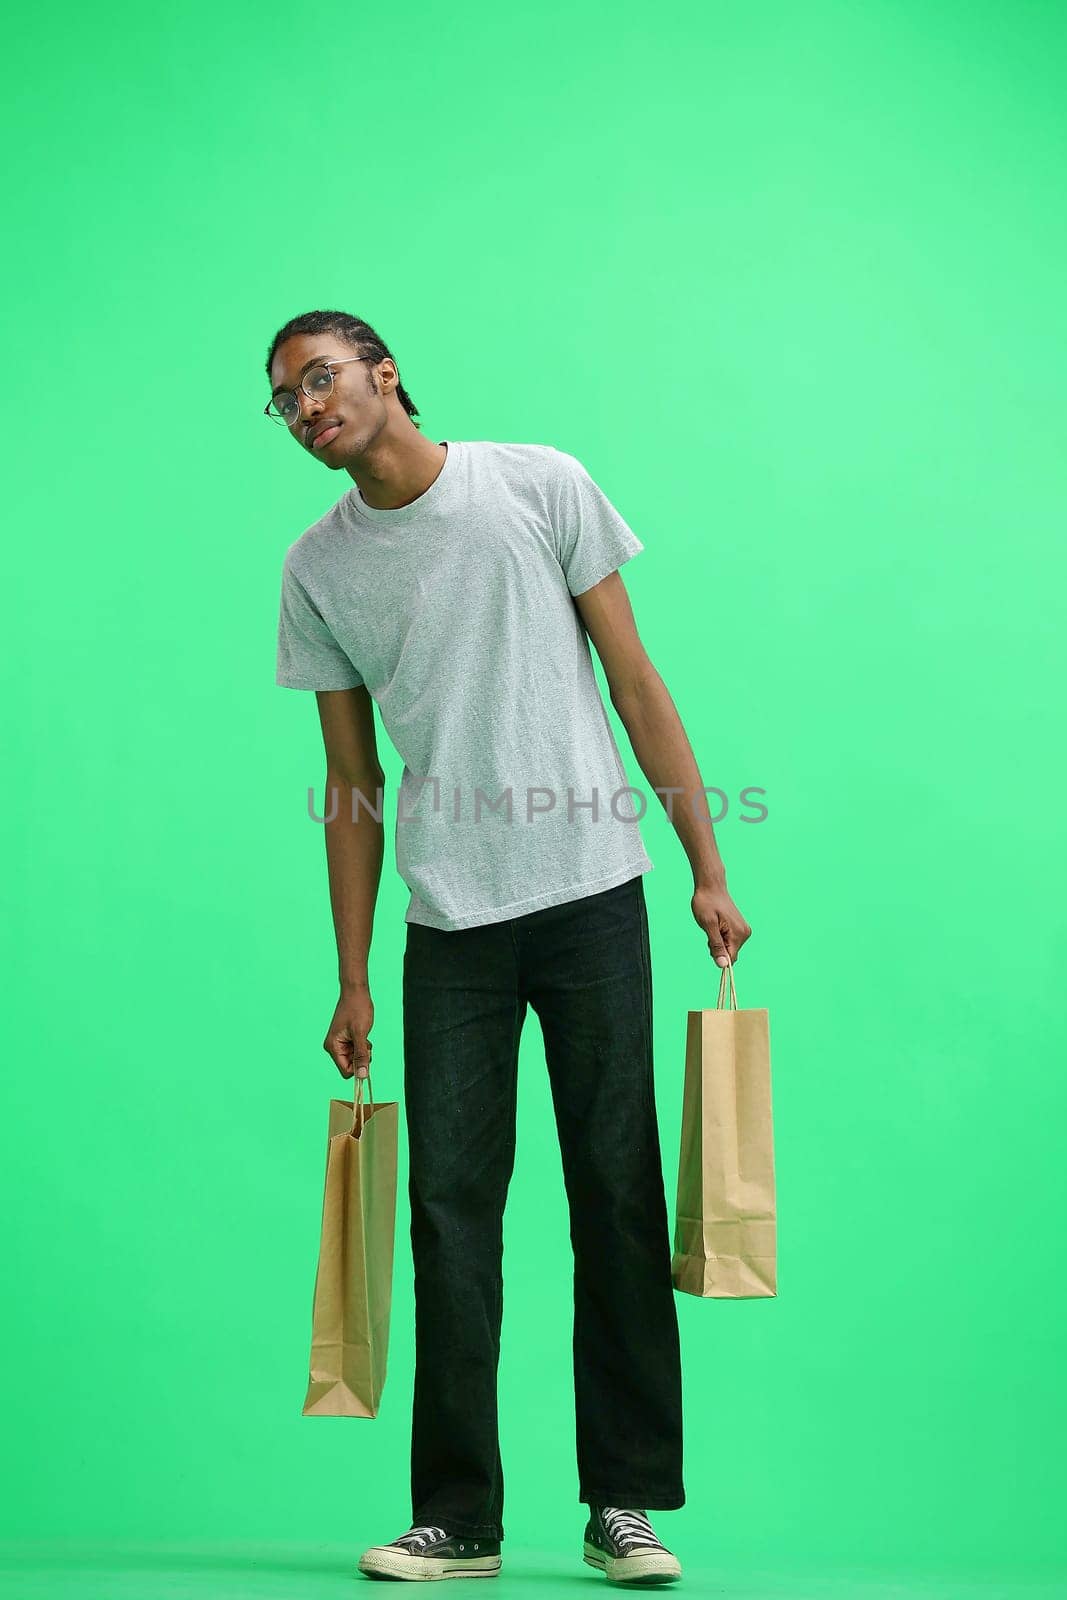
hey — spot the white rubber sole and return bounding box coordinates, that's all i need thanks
[583,1540,682,1584]
[357,1545,501,1580]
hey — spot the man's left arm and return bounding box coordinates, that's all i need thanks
[574,571,752,968]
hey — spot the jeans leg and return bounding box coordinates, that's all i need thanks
[403,917,526,1543]
[519,875,685,1510]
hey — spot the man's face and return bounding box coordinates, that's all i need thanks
[268,334,392,465]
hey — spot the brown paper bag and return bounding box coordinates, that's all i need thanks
[302,1072,399,1417]
[671,956,777,1298]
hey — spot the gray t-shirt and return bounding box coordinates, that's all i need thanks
[276,438,653,930]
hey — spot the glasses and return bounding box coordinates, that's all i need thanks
[263,355,379,427]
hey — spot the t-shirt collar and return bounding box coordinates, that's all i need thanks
[344,439,459,524]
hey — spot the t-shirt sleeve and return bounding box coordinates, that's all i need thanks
[276,559,365,690]
[548,448,644,597]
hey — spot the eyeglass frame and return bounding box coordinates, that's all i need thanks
[263,354,382,427]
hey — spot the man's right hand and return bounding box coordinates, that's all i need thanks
[323,983,375,1079]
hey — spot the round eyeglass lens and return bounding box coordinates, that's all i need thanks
[270,365,335,426]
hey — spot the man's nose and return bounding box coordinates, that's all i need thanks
[297,391,324,428]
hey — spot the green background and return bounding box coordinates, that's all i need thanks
[3,1,1065,1595]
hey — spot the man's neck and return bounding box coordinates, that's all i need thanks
[349,434,448,511]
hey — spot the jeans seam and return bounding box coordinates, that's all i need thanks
[580,1487,686,1504]
[635,883,656,1125]
[412,1517,503,1538]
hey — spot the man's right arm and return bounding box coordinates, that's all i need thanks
[316,684,386,987]
[315,686,386,1078]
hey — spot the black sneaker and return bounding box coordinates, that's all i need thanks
[357,1523,502,1581]
[582,1504,682,1585]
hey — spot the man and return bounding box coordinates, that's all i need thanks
[269,310,752,1585]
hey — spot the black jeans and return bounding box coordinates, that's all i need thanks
[401,873,685,1543]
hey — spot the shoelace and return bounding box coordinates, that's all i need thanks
[392,1524,448,1551]
[601,1507,664,1551]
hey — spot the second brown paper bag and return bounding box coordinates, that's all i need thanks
[302,1072,399,1418]
[671,957,777,1298]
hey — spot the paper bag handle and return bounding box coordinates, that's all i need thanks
[715,951,739,1010]
[351,1070,375,1137]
